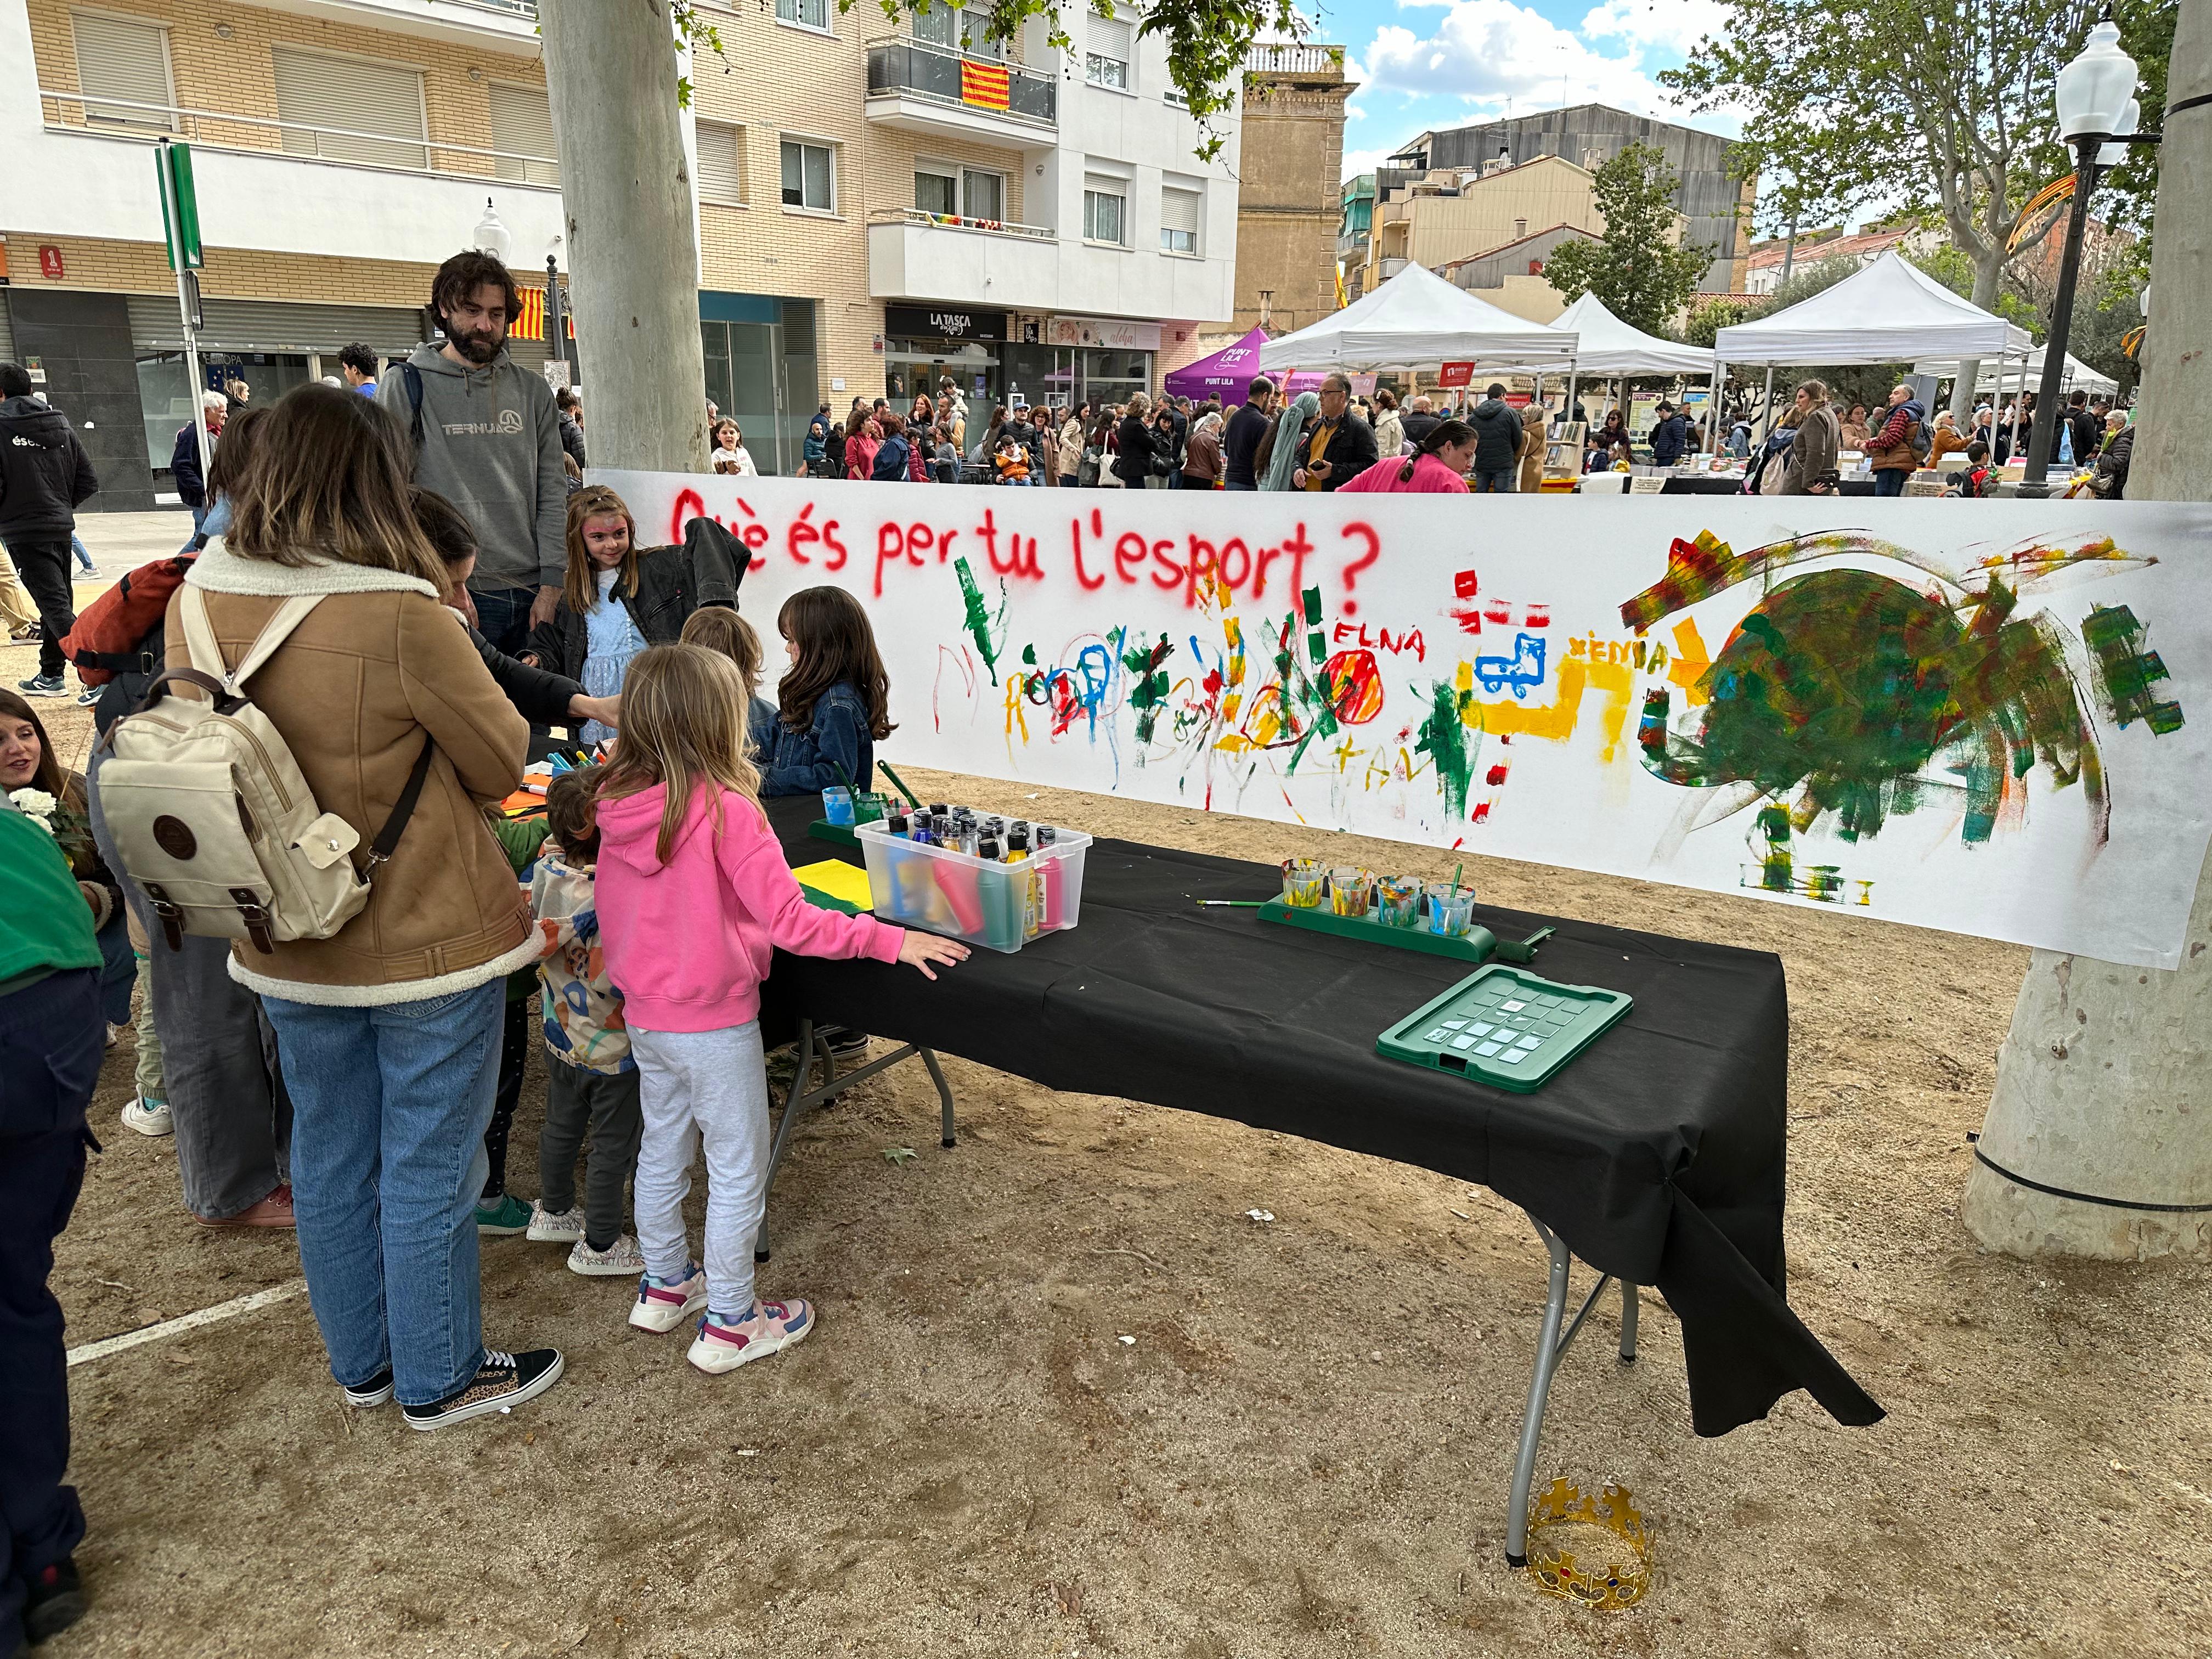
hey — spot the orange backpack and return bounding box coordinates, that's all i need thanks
[60,554,194,685]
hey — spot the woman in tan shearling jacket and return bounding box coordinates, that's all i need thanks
[165,385,563,1429]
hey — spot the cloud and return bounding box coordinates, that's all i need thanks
[1578,0,1732,61]
[1353,0,1683,118]
[1342,144,1402,180]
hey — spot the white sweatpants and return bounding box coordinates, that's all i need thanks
[629,1022,772,1318]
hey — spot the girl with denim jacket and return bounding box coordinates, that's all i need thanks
[754,586,894,798]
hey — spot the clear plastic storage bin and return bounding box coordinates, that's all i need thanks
[854,822,1092,953]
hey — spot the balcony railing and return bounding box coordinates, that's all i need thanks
[867,206,1056,241]
[1244,43,1343,75]
[38,89,558,185]
[866,40,1057,126]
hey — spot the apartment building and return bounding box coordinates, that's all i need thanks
[1,0,1239,507]
[685,0,1238,447]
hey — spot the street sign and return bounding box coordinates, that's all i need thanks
[156,142,203,271]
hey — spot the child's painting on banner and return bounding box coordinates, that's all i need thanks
[596,472,2212,969]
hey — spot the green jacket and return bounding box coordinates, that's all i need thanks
[0,806,101,995]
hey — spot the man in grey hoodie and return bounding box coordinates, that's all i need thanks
[379,251,565,657]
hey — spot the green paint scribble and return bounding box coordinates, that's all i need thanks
[1647,569,2104,847]
[2083,603,2185,735]
[1415,678,1478,819]
[1022,642,1038,667]
[954,556,1007,686]
[1268,609,1340,769]
[1122,633,1173,743]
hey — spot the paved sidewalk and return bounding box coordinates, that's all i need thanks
[72,511,199,582]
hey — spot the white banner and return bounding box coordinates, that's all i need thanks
[598,472,2212,969]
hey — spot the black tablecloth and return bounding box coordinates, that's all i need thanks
[1657,476,1879,499]
[760,798,1881,1438]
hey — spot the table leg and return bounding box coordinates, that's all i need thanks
[921,1047,957,1148]
[1620,1277,1639,1363]
[1505,1217,1574,1567]
[754,1020,827,1263]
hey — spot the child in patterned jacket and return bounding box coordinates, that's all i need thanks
[524,766,646,1276]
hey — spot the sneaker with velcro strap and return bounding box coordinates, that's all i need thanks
[401,1348,563,1431]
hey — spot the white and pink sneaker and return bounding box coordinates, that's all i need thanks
[628,1263,708,1334]
[686,1298,815,1375]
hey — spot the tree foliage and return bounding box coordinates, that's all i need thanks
[1539,144,1713,337]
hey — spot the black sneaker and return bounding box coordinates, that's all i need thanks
[815,1024,872,1066]
[15,674,67,699]
[24,1558,86,1644]
[342,1366,394,1408]
[401,1348,562,1431]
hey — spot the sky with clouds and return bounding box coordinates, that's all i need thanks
[1310,0,1743,183]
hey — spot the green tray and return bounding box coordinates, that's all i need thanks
[1376,964,1632,1093]
[1259,899,1555,965]
[1260,898,1495,962]
[809,819,859,847]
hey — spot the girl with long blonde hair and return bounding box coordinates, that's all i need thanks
[589,645,965,1374]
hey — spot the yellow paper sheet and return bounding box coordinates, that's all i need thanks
[791,859,875,911]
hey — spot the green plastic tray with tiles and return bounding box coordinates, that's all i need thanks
[1375,964,1633,1093]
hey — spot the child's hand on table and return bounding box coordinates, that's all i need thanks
[898,931,969,980]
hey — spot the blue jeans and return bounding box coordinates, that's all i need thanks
[1472,469,1511,493]
[264,979,504,1406]
[70,536,93,573]
[1872,468,1909,497]
[94,912,135,1028]
[471,585,537,661]
[1224,481,1256,491]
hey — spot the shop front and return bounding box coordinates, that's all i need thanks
[883,304,1007,414]
[698,292,820,476]
[998,315,1159,413]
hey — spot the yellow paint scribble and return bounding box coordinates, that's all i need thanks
[1668,618,1712,707]
[1003,673,1030,743]
[1454,656,1637,760]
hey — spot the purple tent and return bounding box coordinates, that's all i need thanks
[1163,328,1271,401]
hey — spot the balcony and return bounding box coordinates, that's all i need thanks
[867,207,1060,309]
[257,0,539,49]
[865,40,1056,143]
[25,91,563,267]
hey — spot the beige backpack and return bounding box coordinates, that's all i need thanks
[97,587,432,953]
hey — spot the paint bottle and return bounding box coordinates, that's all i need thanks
[1006,829,1039,938]
[933,852,985,937]
[974,836,1022,951]
[1034,826,1064,930]
[887,814,910,837]
[930,803,951,817]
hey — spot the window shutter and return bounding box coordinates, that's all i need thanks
[1090,14,1132,63]
[71,12,174,131]
[271,45,426,170]
[1160,187,1199,235]
[696,120,745,206]
[489,83,557,185]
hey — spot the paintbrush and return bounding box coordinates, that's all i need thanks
[877,761,924,810]
[1452,860,1464,898]
[1195,899,1266,907]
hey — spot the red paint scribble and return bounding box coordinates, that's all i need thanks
[1338,521,1381,616]
[1485,764,1509,787]
[1319,649,1385,725]
[1523,605,1550,629]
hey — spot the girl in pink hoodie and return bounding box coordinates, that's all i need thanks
[592,645,967,1375]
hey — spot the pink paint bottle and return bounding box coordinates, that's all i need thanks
[1035,826,1064,929]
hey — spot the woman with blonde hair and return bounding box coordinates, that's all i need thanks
[149,383,561,1426]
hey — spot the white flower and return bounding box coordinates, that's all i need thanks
[8,788,58,834]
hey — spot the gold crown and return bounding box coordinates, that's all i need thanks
[1523,1479,1651,1612]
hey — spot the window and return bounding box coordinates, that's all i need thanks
[1082,176,1125,244]
[780,139,834,211]
[697,120,746,205]
[1086,10,1131,88]
[489,82,557,185]
[916,4,1001,58]
[70,12,175,132]
[775,0,831,31]
[963,168,1002,221]
[1160,184,1199,255]
[272,44,427,170]
[915,166,957,216]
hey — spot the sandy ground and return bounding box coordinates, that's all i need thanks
[18,517,2212,1657]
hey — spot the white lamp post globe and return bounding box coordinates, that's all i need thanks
[2096,98,2141,168]
[472,198,514,263]
[2055,17,2139,140]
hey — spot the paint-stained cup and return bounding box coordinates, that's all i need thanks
[1429,887,1474,939]
[1329,867,1374,918]
[1377,875,1421,928]
[854,791,894,825]
[1280,857,1325,910]
[823,787,855,826]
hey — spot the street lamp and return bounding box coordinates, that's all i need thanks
[472,198,513,263]
[2024,14,2157,487]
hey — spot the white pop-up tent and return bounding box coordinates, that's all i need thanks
[1915,346,2119,399]
[1712,249,2032,439]
[1547,292,1713,377]
[1257,261,1579,373]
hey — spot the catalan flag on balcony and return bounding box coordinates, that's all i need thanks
[960,59,1012,109]
[513,287,575,343]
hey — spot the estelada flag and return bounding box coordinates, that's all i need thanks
[960,59,1011,109]
[513,287,575,343]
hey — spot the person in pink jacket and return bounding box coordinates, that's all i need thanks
[1336,419,1477,495]
[591,644,966,1375]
